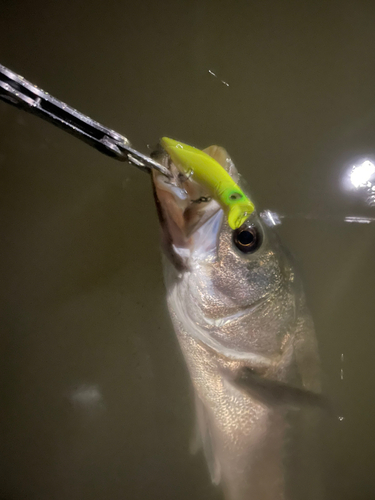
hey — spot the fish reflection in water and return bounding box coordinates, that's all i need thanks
[152,143,323,500]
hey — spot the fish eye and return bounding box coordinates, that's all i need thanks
[233,225,261,253]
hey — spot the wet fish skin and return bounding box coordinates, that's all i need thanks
[152,146,321,500]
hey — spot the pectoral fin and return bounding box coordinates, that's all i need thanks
[232,367,329,411]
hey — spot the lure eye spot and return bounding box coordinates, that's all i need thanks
[229,192,243,201]
[233,225,261,253]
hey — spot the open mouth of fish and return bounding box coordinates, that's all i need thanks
[151,145,228,270]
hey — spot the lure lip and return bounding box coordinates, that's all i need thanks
[160,137,255,229]
[227,202,255,229]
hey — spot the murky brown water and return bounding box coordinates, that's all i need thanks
[1,1,375,499]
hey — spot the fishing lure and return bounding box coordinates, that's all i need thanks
[161,137,255,229]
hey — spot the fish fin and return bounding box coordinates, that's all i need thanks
[230,367,330,412]
[192,394,221,485]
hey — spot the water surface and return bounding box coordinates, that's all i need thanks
[1,1,375,499]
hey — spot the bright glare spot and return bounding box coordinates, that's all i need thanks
[260,210,282,226]
[350,160,375,188]
[267,211,276,226]
[208,69,217,77]
[221,80,230,87]
[338,416,345,421]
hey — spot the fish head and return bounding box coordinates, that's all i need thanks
[152,144,288,310]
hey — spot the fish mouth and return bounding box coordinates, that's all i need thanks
[151,145,227,269]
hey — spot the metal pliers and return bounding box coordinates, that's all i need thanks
[0,63,170,177]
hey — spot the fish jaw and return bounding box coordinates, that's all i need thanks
[151,151,225,269]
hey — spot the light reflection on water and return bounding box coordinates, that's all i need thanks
[349,160,375,189]
[261,210,375,225]
[343,158,375,206]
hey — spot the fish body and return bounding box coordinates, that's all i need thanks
[152,144,321,500]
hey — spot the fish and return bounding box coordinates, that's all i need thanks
[151,141,323,500]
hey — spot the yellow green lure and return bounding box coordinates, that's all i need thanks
[160,137,255,230]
